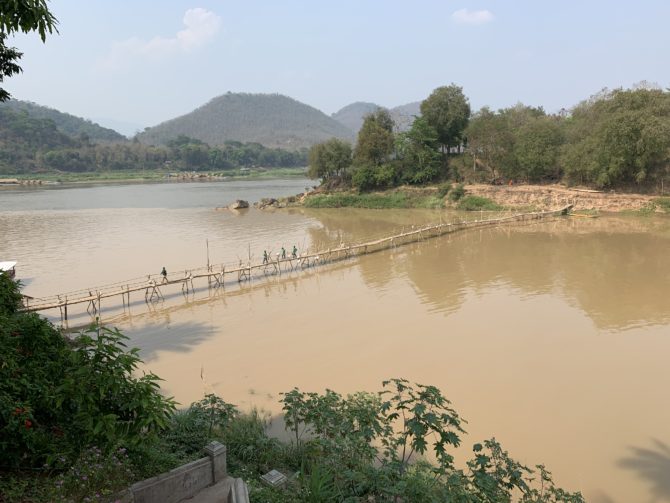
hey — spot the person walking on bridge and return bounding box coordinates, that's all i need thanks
[160,266,168,283]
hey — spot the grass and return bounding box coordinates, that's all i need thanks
[571,208,601,216]
[653,197,670,213]
[304,190,444,209]
[619,199,670,216]
[456,195,503,211]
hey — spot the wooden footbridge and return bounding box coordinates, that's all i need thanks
[21,206,571,322]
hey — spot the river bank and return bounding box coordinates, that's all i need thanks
[465,183,668,213]
[259,183,670,213]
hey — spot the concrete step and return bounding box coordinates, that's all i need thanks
[180,477,249,503]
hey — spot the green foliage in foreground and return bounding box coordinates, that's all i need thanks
[0,274,176,471]
[0,0,58,102]
[272,379,584,502]
[0,275,583,502]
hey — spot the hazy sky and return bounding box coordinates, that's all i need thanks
[6,0,670,134]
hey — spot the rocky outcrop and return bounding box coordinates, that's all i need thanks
[255,193,305,210]
[228,200,249,210]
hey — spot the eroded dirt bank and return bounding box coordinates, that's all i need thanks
[466,184,657,212]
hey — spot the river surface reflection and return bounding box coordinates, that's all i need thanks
[1,181,669,502]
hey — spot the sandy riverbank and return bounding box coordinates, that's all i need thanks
[465,184,660,212]
[275,183,666,213]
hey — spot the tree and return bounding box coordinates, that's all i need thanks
[465,104,560,183]
[465,106,514,181]
[307,138,352,180]
[420,84,471,154]
[561,88,670,188]
[353,109,395,167]
[0,0,58,101]
[350,109,397,190]
[514,116,563,182]
[395,116,442,184]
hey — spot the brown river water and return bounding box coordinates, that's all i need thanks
[1,180,670,502]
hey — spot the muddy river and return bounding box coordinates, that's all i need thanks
[1,180,669,503]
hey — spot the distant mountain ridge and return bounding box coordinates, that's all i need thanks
[3,94,423,156]
[137,93,355,149]
[331,101,422,133]
[0,99,126,142]
[331,102,381,133]
[389,101,421,132]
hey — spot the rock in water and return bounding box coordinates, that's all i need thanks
[228,199,249,210]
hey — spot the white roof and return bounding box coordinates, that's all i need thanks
[0,261,17,271]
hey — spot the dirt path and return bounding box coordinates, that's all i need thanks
[466,184,658,212]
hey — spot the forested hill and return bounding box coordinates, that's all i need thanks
[0,100,126,142]
[332,101,422,133]
[0,104,308,174]
[137,93,355,149]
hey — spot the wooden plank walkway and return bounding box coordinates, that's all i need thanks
[21,206,571,320]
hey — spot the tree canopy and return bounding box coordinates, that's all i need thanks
[465,89,670,189]
[353,109,395,167]
[420,84,471,153]
[307,138,352,180]
[561,88,670,188]
[0,0,58,101]
[395,116,441,184]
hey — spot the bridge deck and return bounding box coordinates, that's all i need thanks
[21,206,571,318]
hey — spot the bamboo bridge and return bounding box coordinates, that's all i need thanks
[21,206,572,322]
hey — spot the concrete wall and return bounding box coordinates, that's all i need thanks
[130,441,231,503]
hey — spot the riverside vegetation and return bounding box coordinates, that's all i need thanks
[305,85,670,210]
[0,273,584,502]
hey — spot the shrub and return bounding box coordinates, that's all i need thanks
[0,275,176,469]
[351,165,377,191]
[278,379,585,502]
[437,182,452,198]
[0,273,23,316]
[449,182,466,201]
[457,195,503,211]
[51,446,135,502]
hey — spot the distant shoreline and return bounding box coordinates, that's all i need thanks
[1,167,308,186]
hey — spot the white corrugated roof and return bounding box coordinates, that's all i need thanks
[0,261,17,271]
